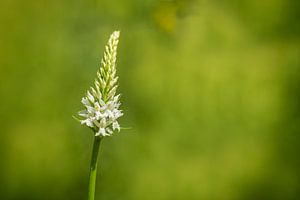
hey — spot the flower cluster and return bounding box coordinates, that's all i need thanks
[78,31,123,137]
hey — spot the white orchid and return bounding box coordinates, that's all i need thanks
[77,31,123,137]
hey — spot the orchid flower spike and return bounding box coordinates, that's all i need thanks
[77,31,123,137]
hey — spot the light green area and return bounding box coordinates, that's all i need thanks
[0,0,300,199]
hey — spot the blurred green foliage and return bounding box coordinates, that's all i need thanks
[0,0,300,199]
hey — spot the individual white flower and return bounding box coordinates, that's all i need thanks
[96,128,106,137]
[112,122,120,131]
[77,31,123,137]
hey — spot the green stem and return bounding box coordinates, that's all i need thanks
[88,136,102,200]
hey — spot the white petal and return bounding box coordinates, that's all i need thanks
[81,119,94,127]
[81,98,90,106]
[113,109,123,119]
[100,103,107,111]
[113,94,120,102]
[106,110,114,118]
[86,106,95,114]
[106,128,113,134]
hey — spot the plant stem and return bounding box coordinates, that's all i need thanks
[88,136,102,200]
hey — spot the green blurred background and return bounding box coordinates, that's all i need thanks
[1,0,300,199]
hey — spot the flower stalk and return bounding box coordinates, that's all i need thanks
[88,136,102,200]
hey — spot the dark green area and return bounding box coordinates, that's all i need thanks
[0,0,299,199]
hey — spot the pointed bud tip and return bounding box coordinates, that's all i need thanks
[112,30,120,38]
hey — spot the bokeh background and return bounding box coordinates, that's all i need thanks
[1,0,300,199]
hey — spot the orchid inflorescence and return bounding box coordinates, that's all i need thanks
[78,31,123,137]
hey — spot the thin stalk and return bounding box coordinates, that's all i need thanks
[88,136,102,200]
